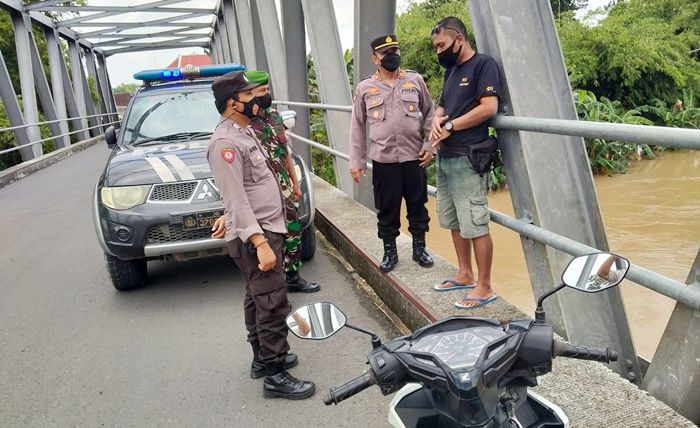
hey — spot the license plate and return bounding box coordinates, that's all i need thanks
[181,210,223,231]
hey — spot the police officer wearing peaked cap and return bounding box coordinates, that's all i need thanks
[350,34,437,272]
[207,70,315,400]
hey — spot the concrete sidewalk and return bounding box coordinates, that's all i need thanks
[312,176,696,428]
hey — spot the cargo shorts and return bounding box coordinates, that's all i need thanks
[436,155,490,239]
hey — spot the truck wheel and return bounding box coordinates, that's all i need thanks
[300,223,317,261]
[105,253,147,291]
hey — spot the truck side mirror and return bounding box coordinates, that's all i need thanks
[105,126,117,148]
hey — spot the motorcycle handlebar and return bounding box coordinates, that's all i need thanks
[553,340,619,363]
[323,371,375,405]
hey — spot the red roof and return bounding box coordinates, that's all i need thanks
[167,54,211,68]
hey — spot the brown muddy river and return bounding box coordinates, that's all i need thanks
[404,150,700,359]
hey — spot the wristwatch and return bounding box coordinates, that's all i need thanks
[444,121,454,132]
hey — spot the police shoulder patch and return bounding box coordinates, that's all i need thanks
[221,148,235,163]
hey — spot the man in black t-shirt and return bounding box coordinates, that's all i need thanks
[429,16,500,310]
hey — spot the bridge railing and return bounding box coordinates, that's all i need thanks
[0,113,118,157]
[275,99,700,311]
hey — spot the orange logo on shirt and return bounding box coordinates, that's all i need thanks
[221,148,235,163]
[368,87,379,93]
[402,82,414,89]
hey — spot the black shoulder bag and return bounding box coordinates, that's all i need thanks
[467,137,499,176]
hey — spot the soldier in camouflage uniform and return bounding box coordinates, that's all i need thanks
[246,70,320,293]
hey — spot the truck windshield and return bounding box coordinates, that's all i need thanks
[123,90,220,145]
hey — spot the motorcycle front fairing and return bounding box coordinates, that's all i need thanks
[367,317,530,427]
[378,318,565,428]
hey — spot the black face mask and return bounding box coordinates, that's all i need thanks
[236,97,260,119]
[380,52,401,72]
[256,93,272,110]
[437,38,462,69]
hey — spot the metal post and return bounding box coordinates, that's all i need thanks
[44,28,70,146]
[249,0,269,72]
[222,0,241,63]
[28,26,68,148]
[85,49,106,119]
[0,49,32,158]
[101,56,118,122]
[468,0,641,383]
[301,0,354,194]
[643,249,700,424]
[217,14,231,63]
[281,0,310,166]
[80,47,100,137]
[255,0,288,104]
[209,40,217,64]
[59,41,88,140]
[85,49,107,133]
[234,0,256,69]
[351,0,396,209]
[68,39,89,138]
[96,53,117,122]
[11,11,41,159]
[353,0,395,84]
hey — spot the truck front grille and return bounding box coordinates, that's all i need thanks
[146,223,212,244]
[149,181,197,201]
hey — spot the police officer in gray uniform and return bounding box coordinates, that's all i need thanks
[350,34,436,273]
[208,70,315,400]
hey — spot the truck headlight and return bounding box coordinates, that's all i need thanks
[101,185,151,210]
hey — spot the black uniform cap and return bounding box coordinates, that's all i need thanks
[212,70,260,101]
[370,34,399,53]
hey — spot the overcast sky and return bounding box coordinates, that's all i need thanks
[89,0,609,86]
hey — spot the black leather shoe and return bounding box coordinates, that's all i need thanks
[251,353,299,379]
[263,370,316,400]
[380,239,398,272]
[412,238,434,268]
[285,271,321,293]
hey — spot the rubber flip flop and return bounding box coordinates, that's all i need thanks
[454,295,498,309]
[433,279,476,292]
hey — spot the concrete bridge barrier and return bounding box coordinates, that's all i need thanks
[312,175,695,428]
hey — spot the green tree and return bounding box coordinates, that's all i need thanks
[550,0,588,16]
[397,0,472,100]
[557,0,700,107]
[113,82,141,95]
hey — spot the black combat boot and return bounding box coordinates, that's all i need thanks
[380,238,399,272]
[263,361,316,400]
[412,236,434,268]
[251,350,299,379]
[285,271,321,293]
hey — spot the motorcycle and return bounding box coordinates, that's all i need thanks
[285,252,630,428]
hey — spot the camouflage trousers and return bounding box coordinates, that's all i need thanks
[283,195,302,274]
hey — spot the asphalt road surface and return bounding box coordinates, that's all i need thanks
[0,144,400,427]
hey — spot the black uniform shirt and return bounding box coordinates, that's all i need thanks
[438,53,501,157]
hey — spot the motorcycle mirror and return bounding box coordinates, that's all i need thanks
[285,302,347,340]
[562,253,630,292]
[105,126,117,147]
[280,110,297,130]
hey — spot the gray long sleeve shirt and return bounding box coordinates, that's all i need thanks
[207,117,286,243]
[350,69,436,170]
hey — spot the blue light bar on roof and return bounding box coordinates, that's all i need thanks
[133,63,245,82]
